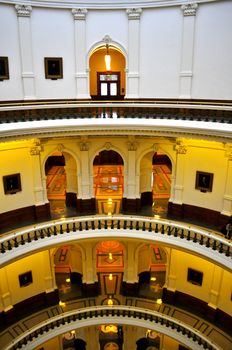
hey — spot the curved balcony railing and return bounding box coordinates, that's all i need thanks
[0,215,231,270]
[0,101,232,124]
[3,305,221,350]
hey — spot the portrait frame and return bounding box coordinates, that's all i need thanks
[19,271,33,287]
[195,171,213,193]
[3,173,22,195]
[187,268,203,286]
[44,57,63,79]
[0,57,9,80]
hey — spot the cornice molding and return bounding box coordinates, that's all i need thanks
[0,119,231,143]
[1,0,220,10]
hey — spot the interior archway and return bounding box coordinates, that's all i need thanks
[140,151,172,218]
[89,46,125,100]
[45,151,77,219]
[138,244,167,301]
[93,150,124,214]
[54,244,83,302]
[96,240,124,304]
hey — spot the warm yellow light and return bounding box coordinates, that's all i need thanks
[105,54,111,71]
[108,198,112,203]
[59,300,66,307]
[156,298,162,304]
[108,298,113,306]
[109,273,113,280]
[109,253,113,260]
[66,278,71,283]
[154,214,160,219]
[150,277,157,282]
[108,212,112,216]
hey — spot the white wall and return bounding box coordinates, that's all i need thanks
[140,7,182,98]
[192,1,232,99]
[0,1,232,101]
[0,4,23,100]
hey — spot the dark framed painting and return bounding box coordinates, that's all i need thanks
[187,268,203,286]
[0,57,9,80]
[3,173,22,195]
[195,171,213,192]
[19,271,33,287]
[44,57,63,79]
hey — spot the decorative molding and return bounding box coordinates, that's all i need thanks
[104,142,112,150]
[102,34,112,45]
[181,3,198,16]
[15,4,32,17]
[174,140,187,154]
[225,145,232,160]
[30,145,43,155]
[127,141,138,151]
[153,143,159,153]
[80,141,89,151]
[72,8,87,20]
[57,143,64,152]
[126,8,142,20]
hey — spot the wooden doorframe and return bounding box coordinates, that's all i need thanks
[96,72,123,100]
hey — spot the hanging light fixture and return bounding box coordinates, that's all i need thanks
[105,43,111,71]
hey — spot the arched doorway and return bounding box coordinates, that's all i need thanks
[93,150,124,214]
[45,151,77,218]
[54,245,83,302]
[140,151,172,218]
[96,240,124,304]
[137,244,167,301]
[89,45,125,100]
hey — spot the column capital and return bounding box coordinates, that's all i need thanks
[174,140,187,154]
[80,141,89,151]
[30,145,43,156]
[225,144,232,160]
[15,4,32,17]
[72,8,88,20]
[181,3,198,16]
[126,8,142,20]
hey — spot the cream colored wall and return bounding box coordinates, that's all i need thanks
[167,249,232,316]
[35,336,61,350]
[0,142,35,212]
[0,251,55,311]
[0,137,231,216]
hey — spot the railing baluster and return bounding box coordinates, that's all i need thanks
[1,243,6,253]
[66,224,70,233]
[85,221,89,230]
[91,221,95,230]
[72,222,76,232]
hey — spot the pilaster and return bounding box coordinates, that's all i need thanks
[72,8,90,99]
[30,140,45,206]
[15,4,35,100]
[221,145,232,217]
[79,138,91,199]
[179,3,198,98]
[172,139,187,204]
[126,137,138,198]
[126,8,142,98]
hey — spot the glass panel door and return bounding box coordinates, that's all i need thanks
[100,83,108,96]
[110,83,117,96]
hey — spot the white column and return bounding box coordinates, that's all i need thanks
[179,3,198,99]
[126,8,142,98]
[208,265,224,310]
[83,244,95,284]
[30,141,46,205]
[221,146,232,216]
[42,250,57,293]
[0,268,12,312]
[140,155,153,194]
[79,139,91,199]
[125,242,138,283]
[127,138,138,198]
[72,8,90,99]
[172,140,187,204]
[15,4,35,100]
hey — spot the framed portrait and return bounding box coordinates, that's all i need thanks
[44,57,63,79]
[3,173,22,195]
[195,171,213,192]
[0,57,9,80]
[187,268,203,286]
[19,271,33,287]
